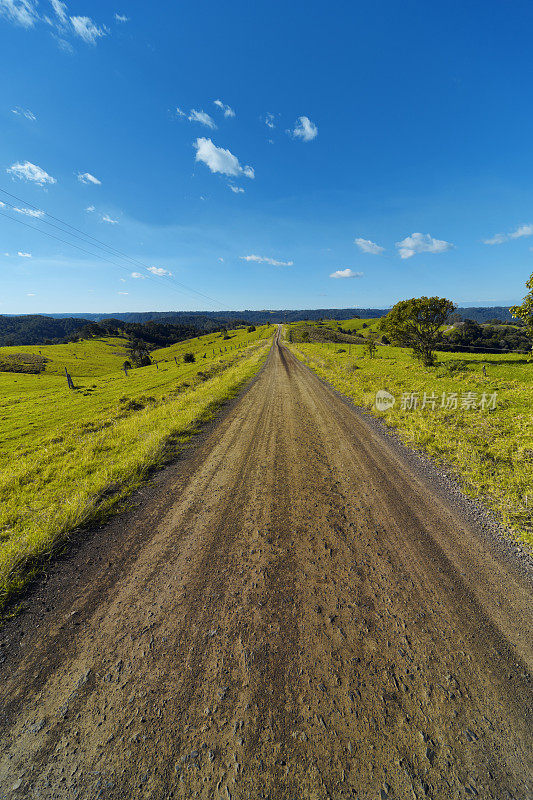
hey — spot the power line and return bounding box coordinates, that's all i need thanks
[0,210,226,310]
[0,186,232,310]
[0,211,139,273]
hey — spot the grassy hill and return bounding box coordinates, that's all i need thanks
[0,324,271,378]
[288,319,370,344]
[0,325,273,612]
[286,328,533,546]
[0,337,131,377]
[1,305,518,346]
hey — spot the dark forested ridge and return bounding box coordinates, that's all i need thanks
[40,308,390,324]
[0,315,246,347]
[0,315,89,346]
[41,305,516,324]
[0,306,516,346]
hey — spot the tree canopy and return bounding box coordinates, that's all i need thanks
[510,273,533,346]
[380,296,456,367]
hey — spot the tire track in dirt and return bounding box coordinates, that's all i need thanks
[0,330,531,799]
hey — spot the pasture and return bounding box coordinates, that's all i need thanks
[0,325,272,610]
[287,331,533,545]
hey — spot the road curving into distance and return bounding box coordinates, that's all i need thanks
[0,328,531,799]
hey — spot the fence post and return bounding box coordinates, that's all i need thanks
[64,366,74,389]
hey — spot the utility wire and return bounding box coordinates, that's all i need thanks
[0,210,229,311]
[0,186,232,310]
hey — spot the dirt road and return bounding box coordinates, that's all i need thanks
[1,331,532,799]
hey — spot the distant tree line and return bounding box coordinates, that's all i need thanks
[437,319,531,354]
[0,314,249,348]
[0,315,88,347]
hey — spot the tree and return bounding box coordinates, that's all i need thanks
[183,352,195,363]
[510,273,533,355]
[135,353,152,367]
[380,296,456,367]
[364,332,379,358]
[247,325,256,333]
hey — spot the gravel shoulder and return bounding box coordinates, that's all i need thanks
[0,332,531,800]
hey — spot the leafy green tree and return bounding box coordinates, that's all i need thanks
[380,296,456,367]
[510,273,533,354]
[364,332,379,358]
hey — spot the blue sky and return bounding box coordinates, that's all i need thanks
[1,0,533,313]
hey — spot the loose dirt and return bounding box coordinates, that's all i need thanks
[0,331,531,799]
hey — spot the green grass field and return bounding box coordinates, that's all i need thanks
[287,318,382,345]
[0,325,273,611]
[321,317,382,334]
[0,337,131,376]
[287,331,533,547]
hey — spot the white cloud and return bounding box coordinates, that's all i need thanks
[0,0,39,27]
[50,0,67,23]
[194,138,255,180]
[188,109,217,129]
[70,15,106,44]
[218,257,224,262]
[77,171,101,185]
[330,268,364,279]
[484,223,533,245]
[7,160,56,186]
[264,112,276,129]
[117,291,128,295]
[510,224,533,238]
[85,205,95,212]
[240,254,293,267]
[26,292,36,296]
[131,272,145,279]
[175,107,186,118]
[396,232,453,259]
[54,35,74,53]
[483,233,506,245]
[147,266,172,276]
[354,237,384,255]
[1,1,107,47]
[18,251,32,257]
[13,206,44,218]
[213,99,235,118]
[0,201,5,207]
[114,12,128,22]
[229,185,244,193]
[11,106,36,120]
[289,115,318,142]
[101,214,118,224]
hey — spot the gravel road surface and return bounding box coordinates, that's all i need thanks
[0,331,531,799]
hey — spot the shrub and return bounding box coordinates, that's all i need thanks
[183,352,195,363]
